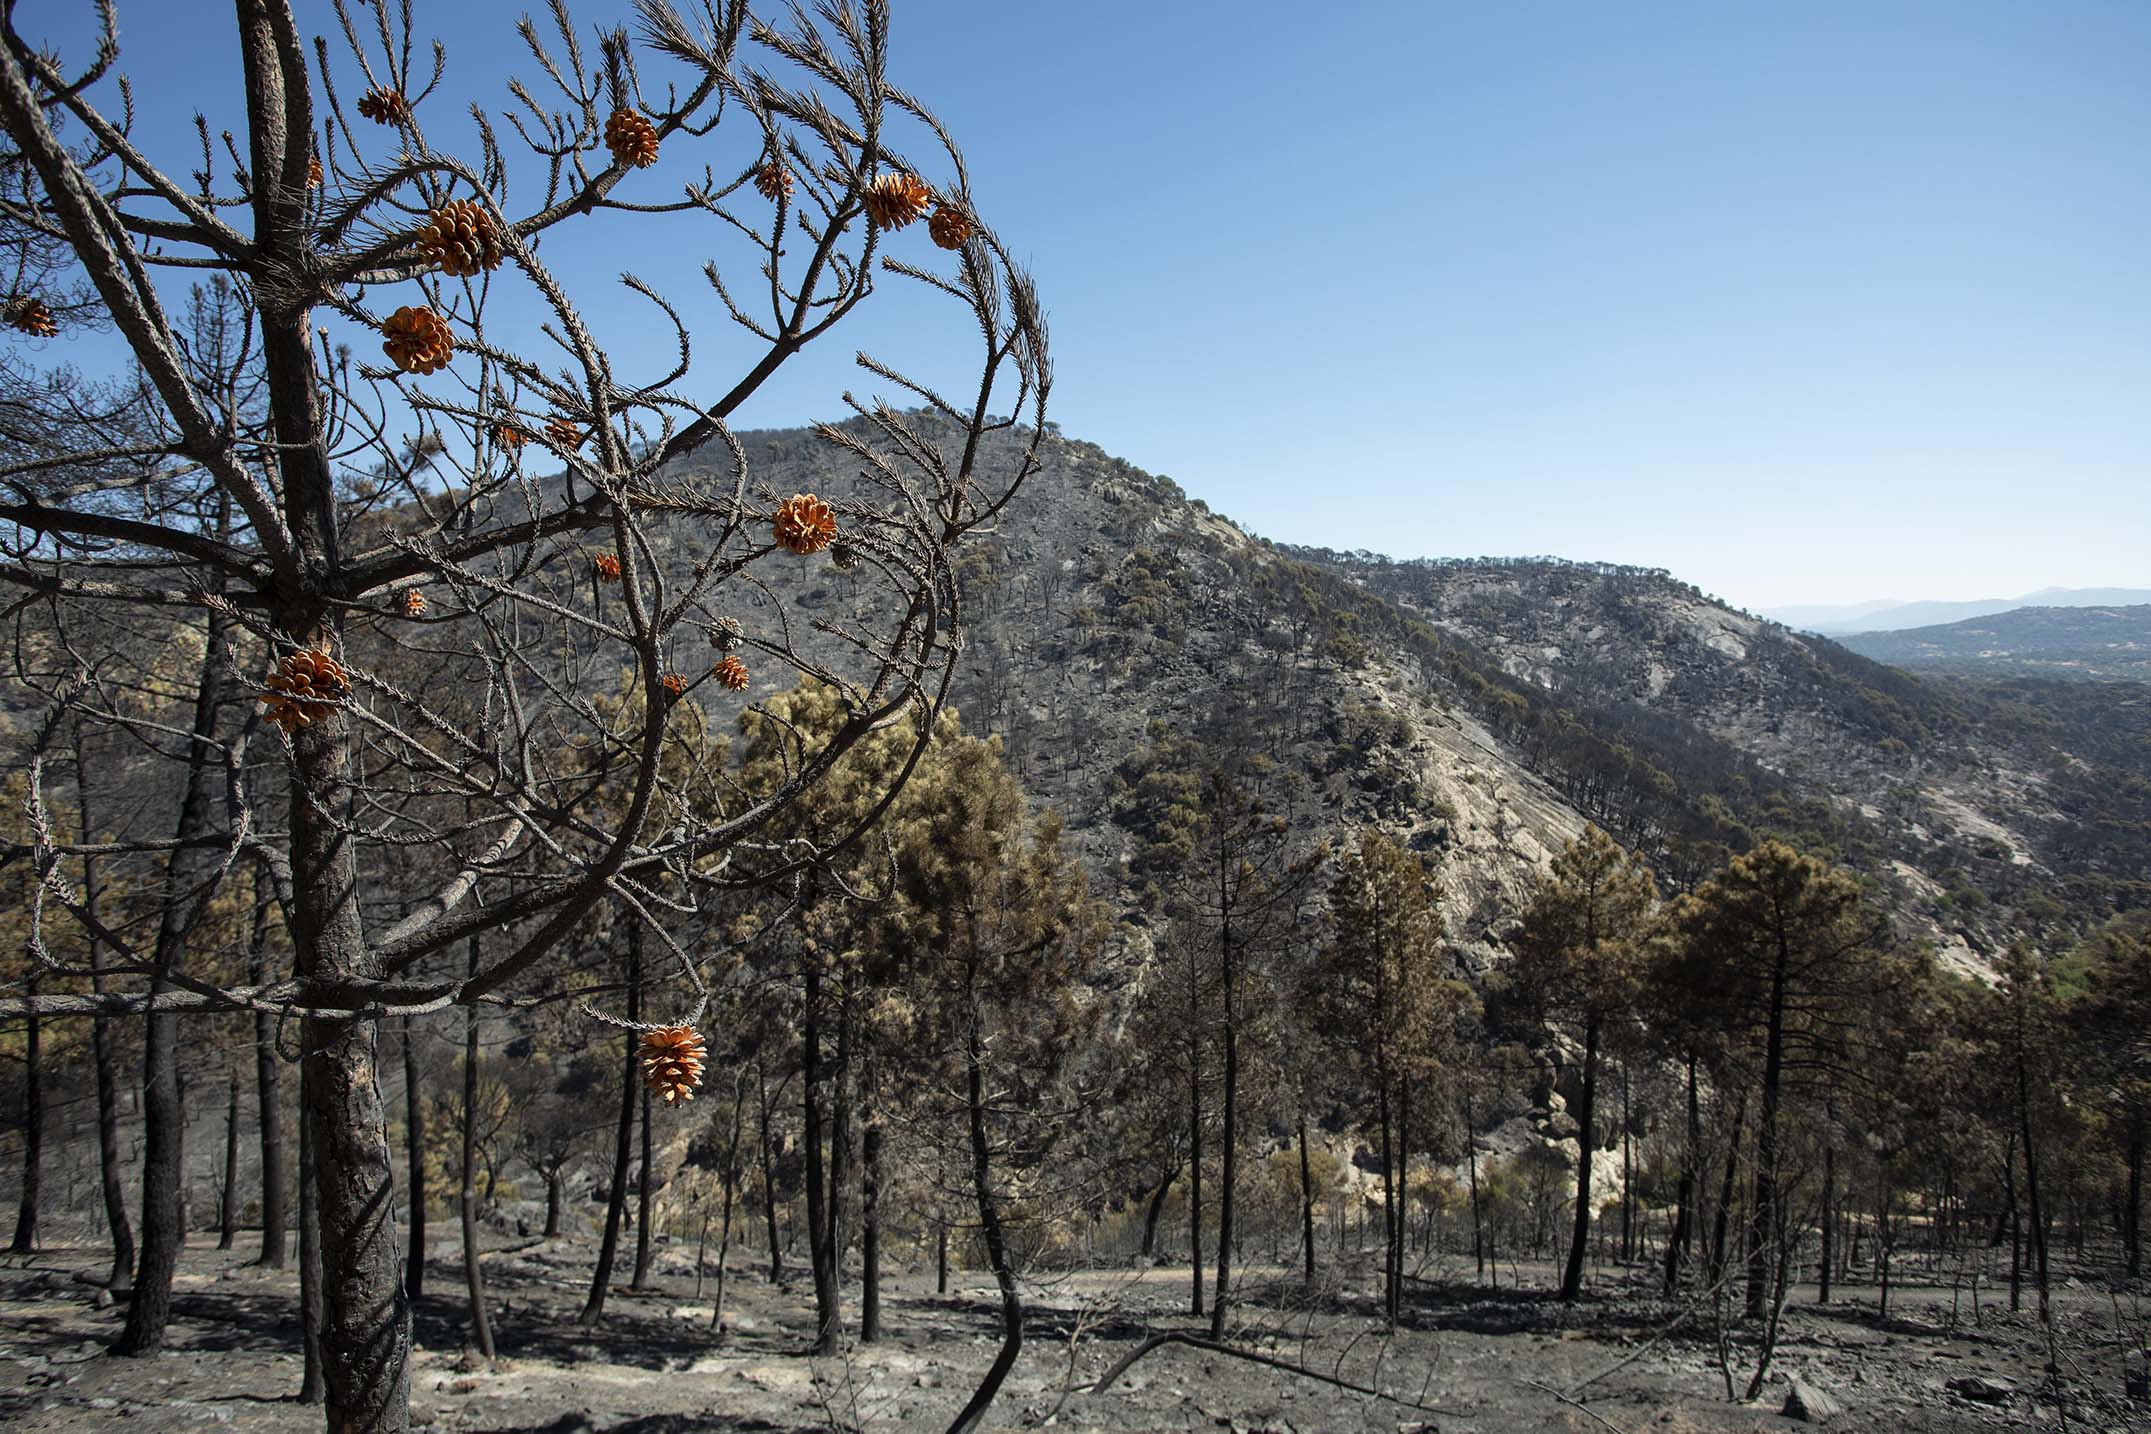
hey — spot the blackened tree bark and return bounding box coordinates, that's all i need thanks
[78,735,135,1288]
[944,992,1022,1434]
[1297,1112,1316,1291]
[802,956,840,1352]
[579,922,641,1327]
[115,600,228,1356]
[860,1119,882,1343]
[1561,1018,1600,1301]
[711,1072,745,1337]
[8,977,40,1251]
[297,1063,325,1406]
[218,1063,242,1249]
[1186,1012,1205,1318]
[1665,1052,1698,1297]
[1745,951,1787,1319]
[403,1017,426,1299]
[1209,887,1238,1341]
[460,937,495,1359]
[246,888,288,1268]
[631,1085,654,1290]
[756,1061,783,1283]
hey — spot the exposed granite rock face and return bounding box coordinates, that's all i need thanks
[635,415,2137,979]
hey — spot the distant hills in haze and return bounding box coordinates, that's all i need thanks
[1763,587,2151,636]
[1834,604,2151,680]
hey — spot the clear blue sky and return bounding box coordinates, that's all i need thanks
[29,0,2151,611]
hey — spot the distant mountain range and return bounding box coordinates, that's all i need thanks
[1764,587,2151,636]
[1835,604,2151,680]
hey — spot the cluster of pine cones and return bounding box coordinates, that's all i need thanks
[6,296,57,337]
[260,649,350,733]
[863,173,972,251]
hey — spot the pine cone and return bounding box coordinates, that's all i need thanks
[772,493,838,555]
[492,422,526,452]
[604,108,660,169]
[401,589,427,618]
[545,416,584,451]
[638,1025,707,1105]
[5,296,57,338]
[713,655,749,691]
[755,161,793,201]
[593,552,622,582]
[864,172,932,230]
[380,305,454,375]
[660,672,688,698]
[711,616,744,652]
[356,86,411,127]
[928,205,972,251]
[417,200,504,278]
[261,648,350,732]
[828,541,859,572]
[307,157,323,188]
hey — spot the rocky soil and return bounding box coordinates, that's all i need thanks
[3,1234,2145,1432]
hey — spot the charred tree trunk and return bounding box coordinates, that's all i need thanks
[403,1017,426,1299]
[802,959,840,1353]
[1708,1091,1747,1289]
[9,979,41,1252]
[460,937,495,1360]
[77,732,136,1286]
[1819,1121,1836,1304]
[579,923,642,1327]
[756,1062,783,1283]
[945,984,1022,1434]
[631,1086,655,1290]
[1465,1084,1485,1283]
[249,891,288,1269]
[2125,1111,2143,1279]
[1187,1016,1205,1318]
[543,1167,564,1238]
[218,1064,242,1250]
[1298,1111,1316,1290]
[1665,1051,1697,1297]
[1210,901,1238,1341]
[712,1079,744,1337]
[1378,1067,1398,1326]
[297,1063,325,1405]
[1139,1161,1177,1260]
[1746,949,1788,1319]
[861,1120,883,1344]
[1561,1018,1599,1301]
[115,601,227,1356]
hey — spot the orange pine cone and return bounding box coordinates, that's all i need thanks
[660,672,688,697]
[712,655,749,691]
[772,493,838,555]
[492,422,526,452]
[356,86,411,127]
[755,161,793,201]
[307,157,323,188]
[864,172,932,230]
[261,648,350,732]
[638,1025,707,1105]
[546,416,584,451]
[5,296,57,338]
[401,589,427,618]
[593,552,622,582]
[417,200,504,277]
[380,305,454,375]
[604,108,660,168]
[928,205,972,251]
